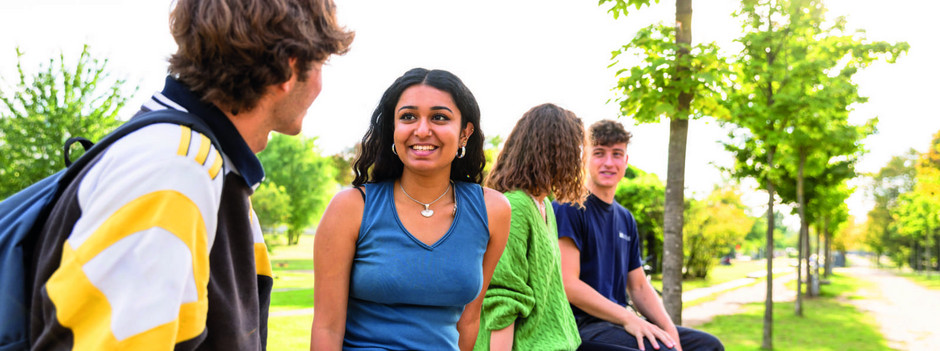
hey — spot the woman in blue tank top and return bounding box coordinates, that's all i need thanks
[311,68,511,350]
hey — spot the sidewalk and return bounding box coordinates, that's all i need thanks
[841,256,940,350]
[682,267,792,302]
[682,268,796,327]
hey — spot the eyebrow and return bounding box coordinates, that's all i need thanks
[397,105,454,113]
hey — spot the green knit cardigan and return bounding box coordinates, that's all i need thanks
[475,190,580,351]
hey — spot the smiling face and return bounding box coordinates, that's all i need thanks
[587,142,629,192]
[393,84,474,175]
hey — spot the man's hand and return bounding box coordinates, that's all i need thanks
[622,314,676,351]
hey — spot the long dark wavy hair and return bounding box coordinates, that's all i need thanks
[352,68,485,187]
[485,103,586,205]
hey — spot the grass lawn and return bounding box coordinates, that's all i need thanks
[650,258,790,294]
[272,271,315,290]
[265,234,316,348]
[896,271,940,290]
[268,314,313,351]
[698,272,888,350]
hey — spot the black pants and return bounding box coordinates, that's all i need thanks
[576,315,724,351]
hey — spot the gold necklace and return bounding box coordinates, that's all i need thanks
[400,181,452,218]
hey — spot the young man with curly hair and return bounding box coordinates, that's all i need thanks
[27,0,353,349]
[553,120,723,351]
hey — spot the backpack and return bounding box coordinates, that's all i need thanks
[0,109,220,350]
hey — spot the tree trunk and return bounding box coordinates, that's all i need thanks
[762,147,776,350]
[825,217,832,279]
[661,0,693,324]
[813,218,821,296]
[926,227,932,277]
[796,150,806,315]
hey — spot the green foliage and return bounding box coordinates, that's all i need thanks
[610,24,730,123]
[742,210,793,257]
[890,132,940,269]
[330,143,359,187]
[867,131,940,270]
[597,0,658,19]
[864,150,917,262]
[257,134,337,245]
[0,45,135,199]
[720,1,907,289]
[722,0,906,192]
[253,182,291,234]
[615,165,665,271]
[481,134,503,180]
[683,186,755,278]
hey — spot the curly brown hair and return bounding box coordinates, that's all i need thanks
[485,103,586,205]
[589,119,633,147]
[168,0,354,114]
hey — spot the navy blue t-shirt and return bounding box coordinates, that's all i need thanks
[553,193,643,320]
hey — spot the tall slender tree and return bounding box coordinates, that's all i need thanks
[721,0,905,347]
[601,0,729,322]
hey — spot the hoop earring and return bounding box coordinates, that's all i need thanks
[457,145,466,159]
[391,143,398,155]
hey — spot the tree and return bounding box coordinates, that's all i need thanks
[252,182,291,234]
[257,134,337,245]
[865,149,918,266]
[481,134,503,180]
[892,131,940,272]
[331,143,360,187]
[602,0,729,323]
[0,45,135,199]
[720,0,906,346]
[743,210,793,259]
[683,186,755,278]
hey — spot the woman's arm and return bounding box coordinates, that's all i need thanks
[489,322,515,351]
[310,188,363,351]
[457,188,510,351]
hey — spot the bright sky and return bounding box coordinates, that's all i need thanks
[2,0,938,225]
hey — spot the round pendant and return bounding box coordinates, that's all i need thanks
[421,209,434,217]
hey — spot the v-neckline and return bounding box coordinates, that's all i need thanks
[390,182,460,250]
[529,193,549,226]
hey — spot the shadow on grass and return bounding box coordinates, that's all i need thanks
[271,288,314,313]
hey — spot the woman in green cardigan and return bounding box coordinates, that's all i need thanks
[476,103,586,350]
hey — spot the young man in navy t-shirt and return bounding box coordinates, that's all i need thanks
[553,120,723,351]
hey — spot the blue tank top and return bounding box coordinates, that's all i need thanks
[344,181,490,350]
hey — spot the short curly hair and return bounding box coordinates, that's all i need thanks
[589,119,632,147]
[168,0,354,114]
[485,103,586,205]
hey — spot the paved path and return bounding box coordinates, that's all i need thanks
[682,269,796,327]
[841,257,940,350]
